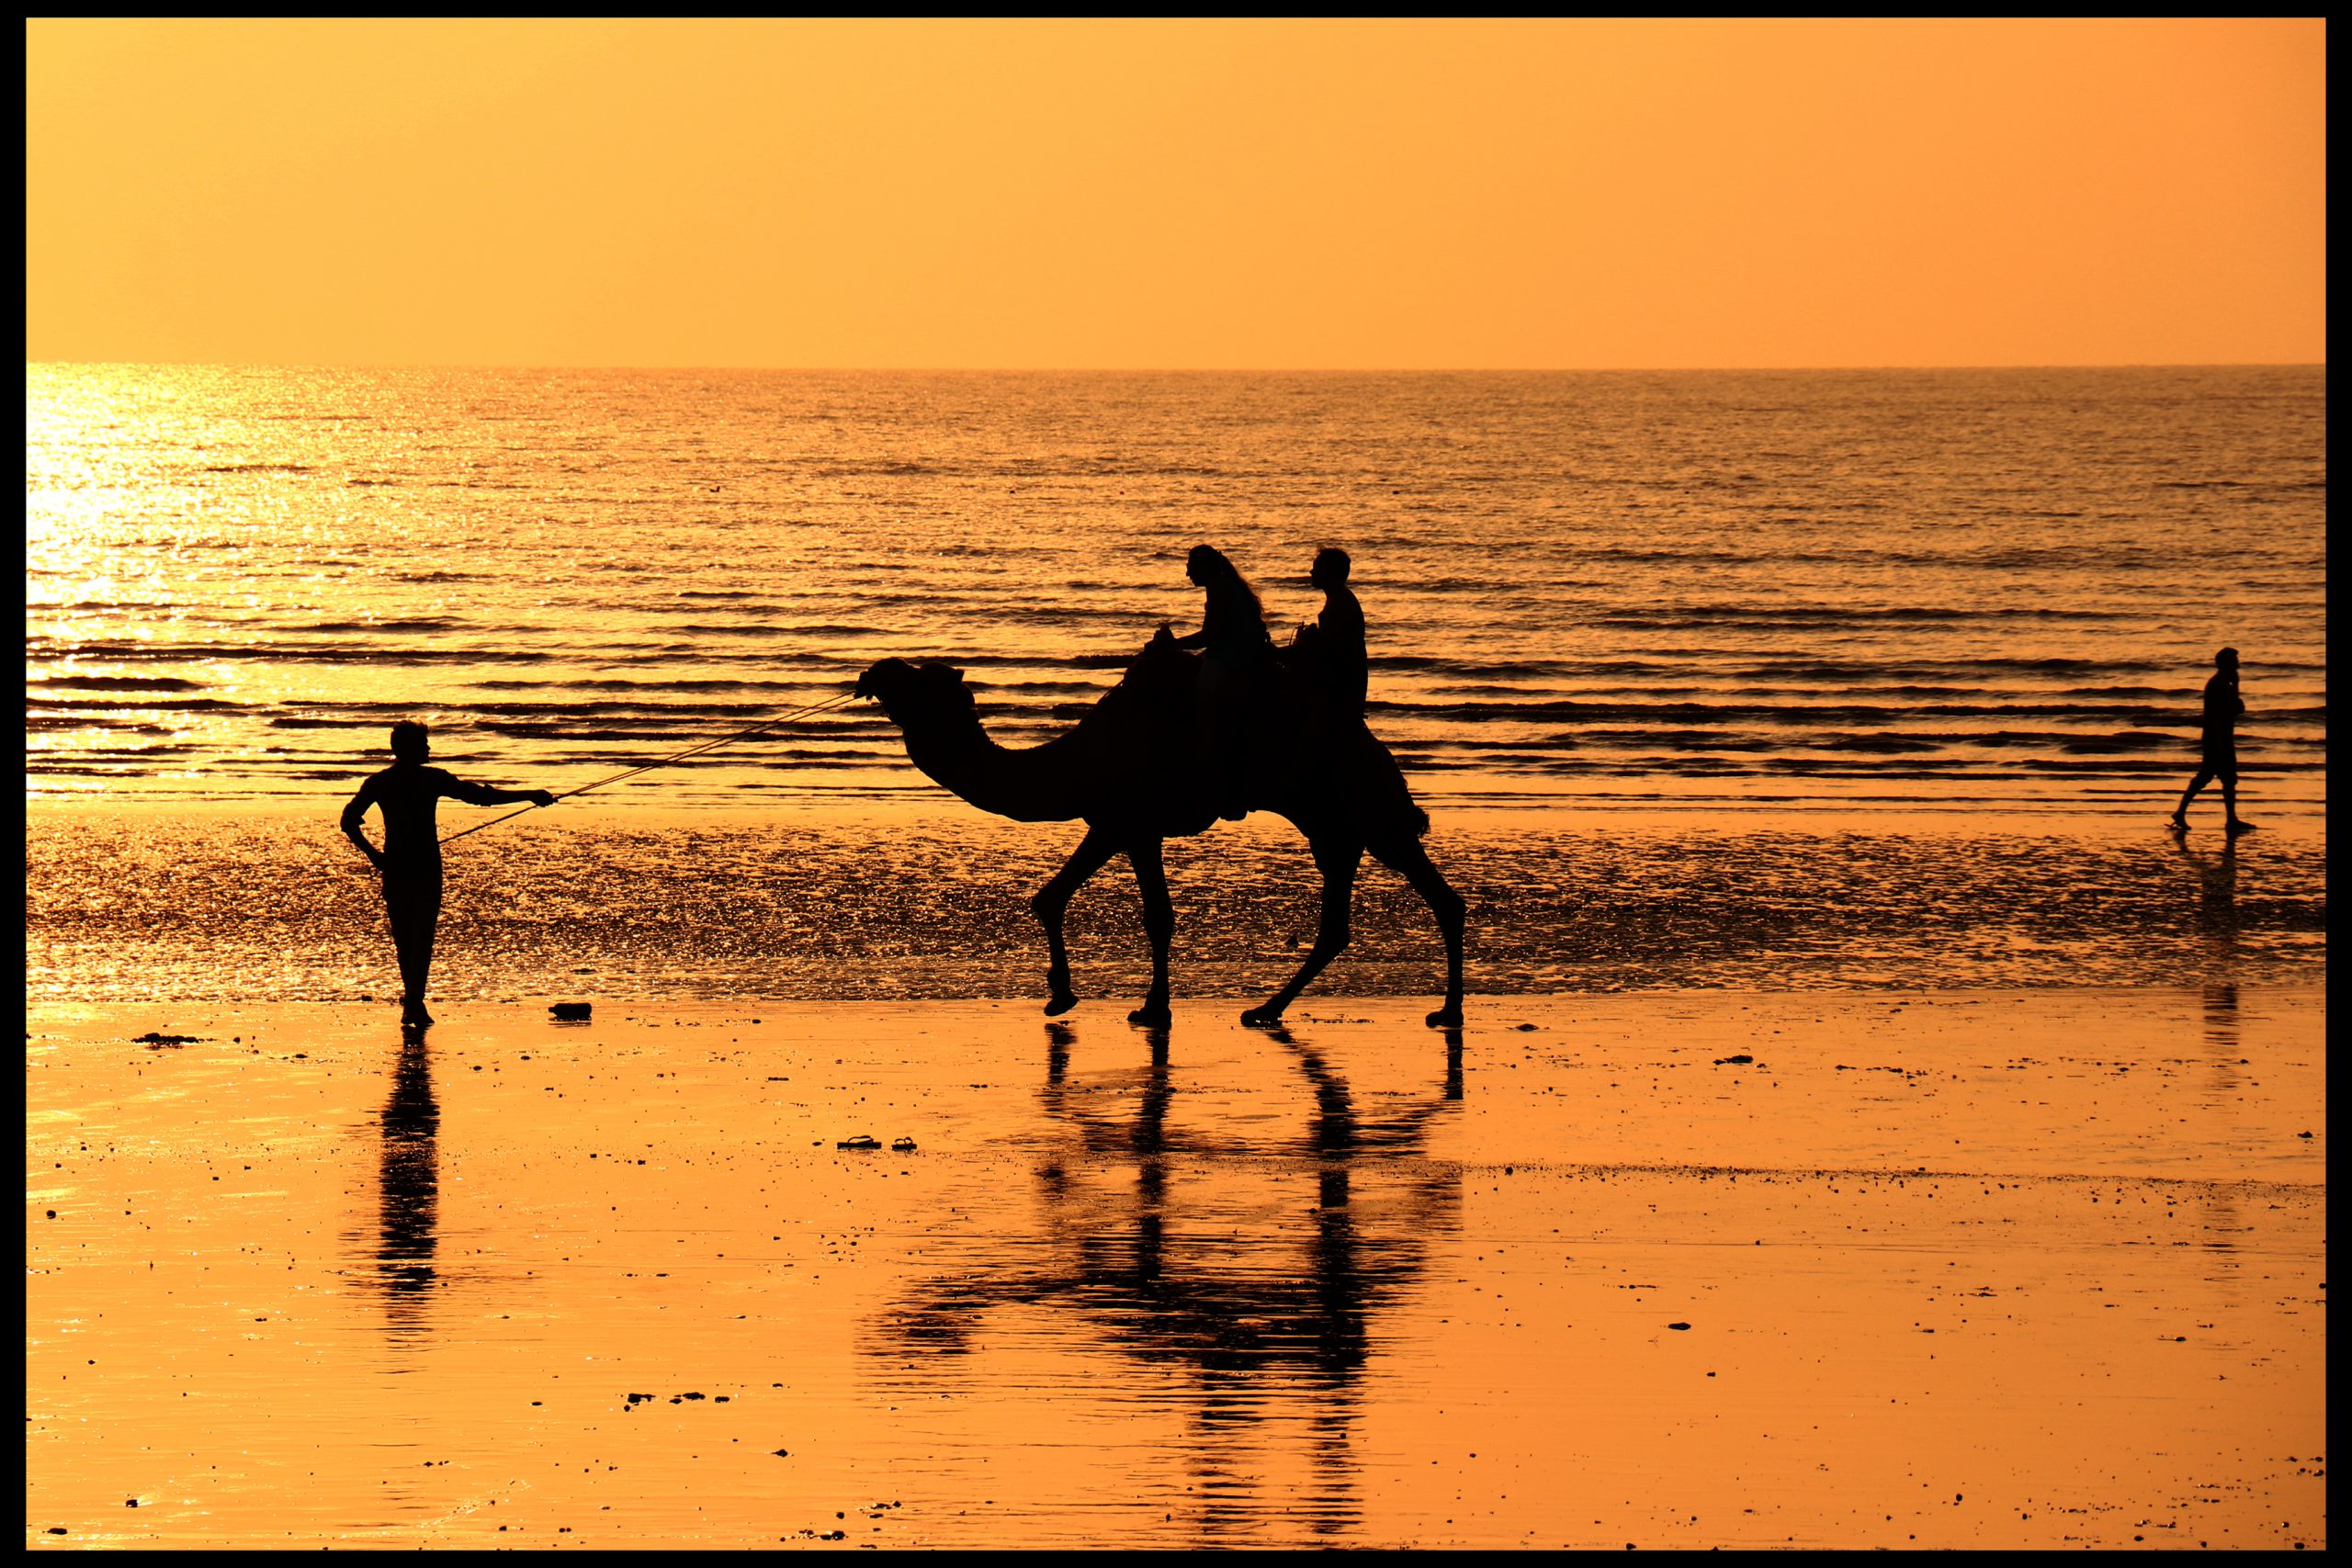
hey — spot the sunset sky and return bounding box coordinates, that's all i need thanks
[25,17,2325,369]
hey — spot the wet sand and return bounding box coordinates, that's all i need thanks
[25,987,2326,1550]
[26,802,2331,1004]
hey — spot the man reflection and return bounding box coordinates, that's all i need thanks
[2172,831,2248,1289]
[373,1024,441,1337]
[2175,831,2243,1063]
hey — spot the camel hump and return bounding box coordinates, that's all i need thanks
[1101,634,1430,838]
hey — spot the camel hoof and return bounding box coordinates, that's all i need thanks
[1044,990,1080,1017]
[1425,1005,1464,1029]
[1127,1003,1171,1028]
[1240,1007,1283,1029]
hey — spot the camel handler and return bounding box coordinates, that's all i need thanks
[341,720,555,1028]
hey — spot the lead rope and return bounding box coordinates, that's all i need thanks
[435,690,861,846]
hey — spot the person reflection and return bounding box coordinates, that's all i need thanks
[2175,832,2244,1072]
[372,1023,442,1337]
[876,1017,1463,1542]
[2170,832,2248,1286]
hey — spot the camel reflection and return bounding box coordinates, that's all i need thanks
[369,1024,442,1337]
[876,1018,1465,1540]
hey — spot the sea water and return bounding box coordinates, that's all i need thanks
[27,364,2326,814]
[24,366,2327,1003]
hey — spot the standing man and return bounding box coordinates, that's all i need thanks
[342,721,555,1027]
[2169,648,2255,835]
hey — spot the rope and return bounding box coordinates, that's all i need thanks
[435,690,860,846]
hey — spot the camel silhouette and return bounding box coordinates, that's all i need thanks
[854,632,1466,1028]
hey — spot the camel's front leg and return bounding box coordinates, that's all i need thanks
[1370,833,1467,1028]
[1125,837,1174,1027]
[1032,824,1121,1016]
[1243,838,1362,1027]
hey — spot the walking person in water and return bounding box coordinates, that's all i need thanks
[1163,544,1273,818]
[2169,647,2255,835]
[342,721,555,1027]
[1292,546,1367,715]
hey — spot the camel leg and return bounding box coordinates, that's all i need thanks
[1125,837,1175,1028]
[1033,823,1121,1016]
[1369,833,1466,1028]
[1243,837,1362,1027]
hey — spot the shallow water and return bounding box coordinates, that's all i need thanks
[25,365,2327,818]
[25,992,2326,1549]
[26,804,2326,1008]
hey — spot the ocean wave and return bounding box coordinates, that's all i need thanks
[662,622,888,637]
[1591,605,2138,626]
[29,696,243,712]
[25,641,556,664]
[469,677,830,694]
[297,617,471,633]
[29,673,209,692]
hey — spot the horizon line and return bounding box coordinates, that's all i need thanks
[24,358,2330,374]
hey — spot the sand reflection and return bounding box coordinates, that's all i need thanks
[874,1019,1464,1542]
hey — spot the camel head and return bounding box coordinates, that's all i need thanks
[854,658,979,728]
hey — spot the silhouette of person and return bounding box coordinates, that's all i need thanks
[1160,545,1273,818]
[341,721,554,1027]
[1290,547,1366,715]
[2169,647,2255,835]
[1166,544,1273,667]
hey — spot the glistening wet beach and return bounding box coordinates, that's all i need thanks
[25,990,2325,1550]
[25,804,2328,1007]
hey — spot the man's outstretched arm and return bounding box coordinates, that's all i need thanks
[442,773,556,809]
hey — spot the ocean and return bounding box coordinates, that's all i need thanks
[24,365,2328,1003]
[26,364,2326,813]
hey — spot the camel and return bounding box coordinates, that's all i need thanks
[854,631,1465,1028]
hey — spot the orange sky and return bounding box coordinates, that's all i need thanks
[24,17,2326,369]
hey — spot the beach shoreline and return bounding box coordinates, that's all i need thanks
[27,985,2326,1550]
[27,802,2328,1012]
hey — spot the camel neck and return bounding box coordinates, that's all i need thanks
[900,713,1095,824]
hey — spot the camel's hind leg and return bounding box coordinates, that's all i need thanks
[1368,832,1466,1028]
[1243,837,1362,1027]
[1032,824,1120,1016]
[1125,837,1175,1027]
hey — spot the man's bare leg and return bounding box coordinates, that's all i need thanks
[2222,773,2256,834]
